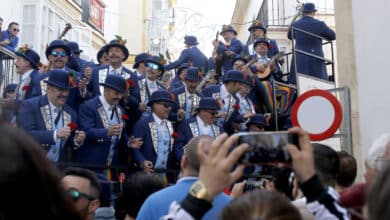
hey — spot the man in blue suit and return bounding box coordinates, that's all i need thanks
[213,25,244,74]
[164,36,209,73]
[170,67,202,123]
[18,69,86,162]
[169,62,189,90]
[132,90,176,174]
[288,2,336,83]
[76,74,133,168]
[0,22,19,52]
[14,46,43,100]
[137,135,232,220]
[89,37,140,133]
[67,41,95,72]
[133,52,150,78]
[41,39,91,111]
[202,70,245,134]
[173,97,222,162]
[244,20,279,58]
[136,55,167,118]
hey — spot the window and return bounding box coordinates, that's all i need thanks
[22,4,36,47]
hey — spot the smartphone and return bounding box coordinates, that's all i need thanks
[237,131,299,164]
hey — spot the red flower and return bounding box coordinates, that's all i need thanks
[216,99,223,109]
[169,93,175,102]
[122,114,129,121]
[226,45,230,48]
[233,103,240,110]
[269,44,273,49]
[171,132,180,139]
[22,85,30,91]
[126,79,135,89]
[68,122,78,131]
[119,173,126,184]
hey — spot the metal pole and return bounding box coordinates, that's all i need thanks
[272,80,279,130]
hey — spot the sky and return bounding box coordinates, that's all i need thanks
[169,0,237,58]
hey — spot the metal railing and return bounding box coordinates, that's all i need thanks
[0,46,17,92]
[290,26,336,93]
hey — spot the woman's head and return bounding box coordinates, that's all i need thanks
[221,190,302,220]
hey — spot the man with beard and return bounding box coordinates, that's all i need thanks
[17,69,86,162]
[41,39,91,111]
[132,90,176,175]
[75,74,137,169]
[170,67,202,123]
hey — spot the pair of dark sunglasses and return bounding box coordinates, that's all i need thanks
[51,51,67,57]
[157,102,172,109]
[145,62,160,70]
[66,188,96,202]
[13,28,20,32]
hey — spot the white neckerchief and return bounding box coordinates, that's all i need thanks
[152,113,166,127]
[109,65,123,75]
[99,95,115,118]
[18,69,34,94]
[220,84,231,110]
[185,85,194,100]
[146,77,158,94]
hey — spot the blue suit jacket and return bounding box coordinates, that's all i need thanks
[17,95,77,162]
[137,177,232,220]
[173,116,222,162]
[76,96,128,166]
[132,114,176,167]
[202,85,244,134]
[165,47,209,72]
[216,37,244,73]
[1,30,18,52]
[169,86,202,123]
[244,38,279,58]
[89,65,141,133]
[40,67,90,112]
[288,16,336,82]
[20,69,43,100]
[169,77,184,91]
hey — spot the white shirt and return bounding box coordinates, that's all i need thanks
[48,100,62,142]
[196,115,212,135]
[99,95,116,119]
[18,69,33,96]
[184,86,194,102]
[146,78,158,95]
[108,65,123,75]
[256,53,270,65]
[220,84,231,111]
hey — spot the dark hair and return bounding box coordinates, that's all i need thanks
[0,124,83,220]
[221,190,302,220]
[367,163,390,220]
[63,167,101,198]
[336,151,357,188]
[8,22,18,28]
[0,17,3,21]
[121,172,164,218]
[312,143,340,187]
[273,167,295,200]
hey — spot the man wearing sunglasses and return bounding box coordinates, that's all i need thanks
[173,97,223,163]
[170,67,203,124]
[136,55,166,118]
[62,167,101,220]
[41,39,92,111]
[0,22,19,52]
[132,90,177,175]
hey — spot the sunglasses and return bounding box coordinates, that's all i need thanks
[145,62,160,70]
[51,51,67,57]
[66,188,96,202]
[13,28,20,32]
[157,102,172,109]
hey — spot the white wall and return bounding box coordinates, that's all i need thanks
[352,0,390,153]
[0,0,22,28]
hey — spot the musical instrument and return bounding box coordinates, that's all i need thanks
[212,31,223,77]
[196,69,217,93]
[43,23,73,73]
[255,52,285,80]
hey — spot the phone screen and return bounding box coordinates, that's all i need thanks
[237,131,299,164]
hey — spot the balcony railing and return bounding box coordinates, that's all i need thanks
[0,46,17,92]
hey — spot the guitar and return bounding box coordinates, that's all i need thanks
[255,52,285,80]
[212,31,223,77]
